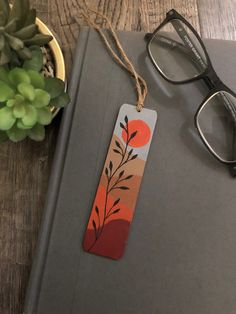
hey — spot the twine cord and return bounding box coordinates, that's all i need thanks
[75,6,147,112]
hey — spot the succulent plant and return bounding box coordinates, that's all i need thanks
[0,67,70,142]
[0,0,53,66]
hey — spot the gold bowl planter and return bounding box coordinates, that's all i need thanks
[36,18,66,116]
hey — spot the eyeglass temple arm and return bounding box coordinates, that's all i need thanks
[170,20,207,71]
[167,20,217,90]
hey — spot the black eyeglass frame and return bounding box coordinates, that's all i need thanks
[145,9,236,176]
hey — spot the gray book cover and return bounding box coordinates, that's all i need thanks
[24,27,236,314]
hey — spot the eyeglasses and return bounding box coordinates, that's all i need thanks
[145,9,236,177]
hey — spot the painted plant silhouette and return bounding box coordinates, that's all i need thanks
[87,115,138,251]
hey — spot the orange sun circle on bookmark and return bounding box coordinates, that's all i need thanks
[122,119,151,147]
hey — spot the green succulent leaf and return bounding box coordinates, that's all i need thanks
[17,119,31,129]
[0,0,9,14]
[16,47,32,60]
[0,0,10,25]
[0,51,10,65]
[17,82,35,101]
[0,63,69,142]
[50,92,70,108]
[8,50,21,67]
[0,81,14,101]
[0,0,9,13]
[45,77,65,99]
[7,124,27,142]
[13,103,26,118]
[4,18,18,33]
[0,107,16,130]
[24,34,53,46]
[28,123,45,141]
[28,70,45,89]
[21,104,37,126]
[0,66,10,84]
[0,44,11,65]
[23,46,43,71]
[0,12,5,27]
[37,107,52,125]
[9,68,30,85]
[32,89,50,108]
[0,35,5,51]
[5,34,24,51]
[9,0,29,28]
[24,9,36,27]
[15,94,25,103]
[7,99,15,107]
[2,0,51,68]
[13,24,38,40]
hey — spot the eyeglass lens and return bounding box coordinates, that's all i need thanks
[149,19,208,82]
[197,91,236,163]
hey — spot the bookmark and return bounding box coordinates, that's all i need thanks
[79,8,158,259]
[83,104,157,259]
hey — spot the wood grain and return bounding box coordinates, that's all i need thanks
[0,1,235,313]
[198,0,236,40]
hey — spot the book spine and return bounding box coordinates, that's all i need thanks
[23,27,91,314]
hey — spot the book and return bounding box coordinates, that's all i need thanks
[24,27,236,314]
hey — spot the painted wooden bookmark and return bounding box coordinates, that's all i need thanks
[83,104,157,260]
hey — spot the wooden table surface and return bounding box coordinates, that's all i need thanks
[0,0,236,313]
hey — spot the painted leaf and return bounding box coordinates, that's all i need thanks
[129,130,138,140]
[92,220,97,233]
[117,186,129,190]
[119,170,124,178]
[113,198,120,206]
[105,167,109,176]
[128,149,133,157]
[115,140,121,149]
[113,208,121,214]
[113,149,121,154]
[109,161,113,171]
[125,175,133,180]
[120,122,125,130]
